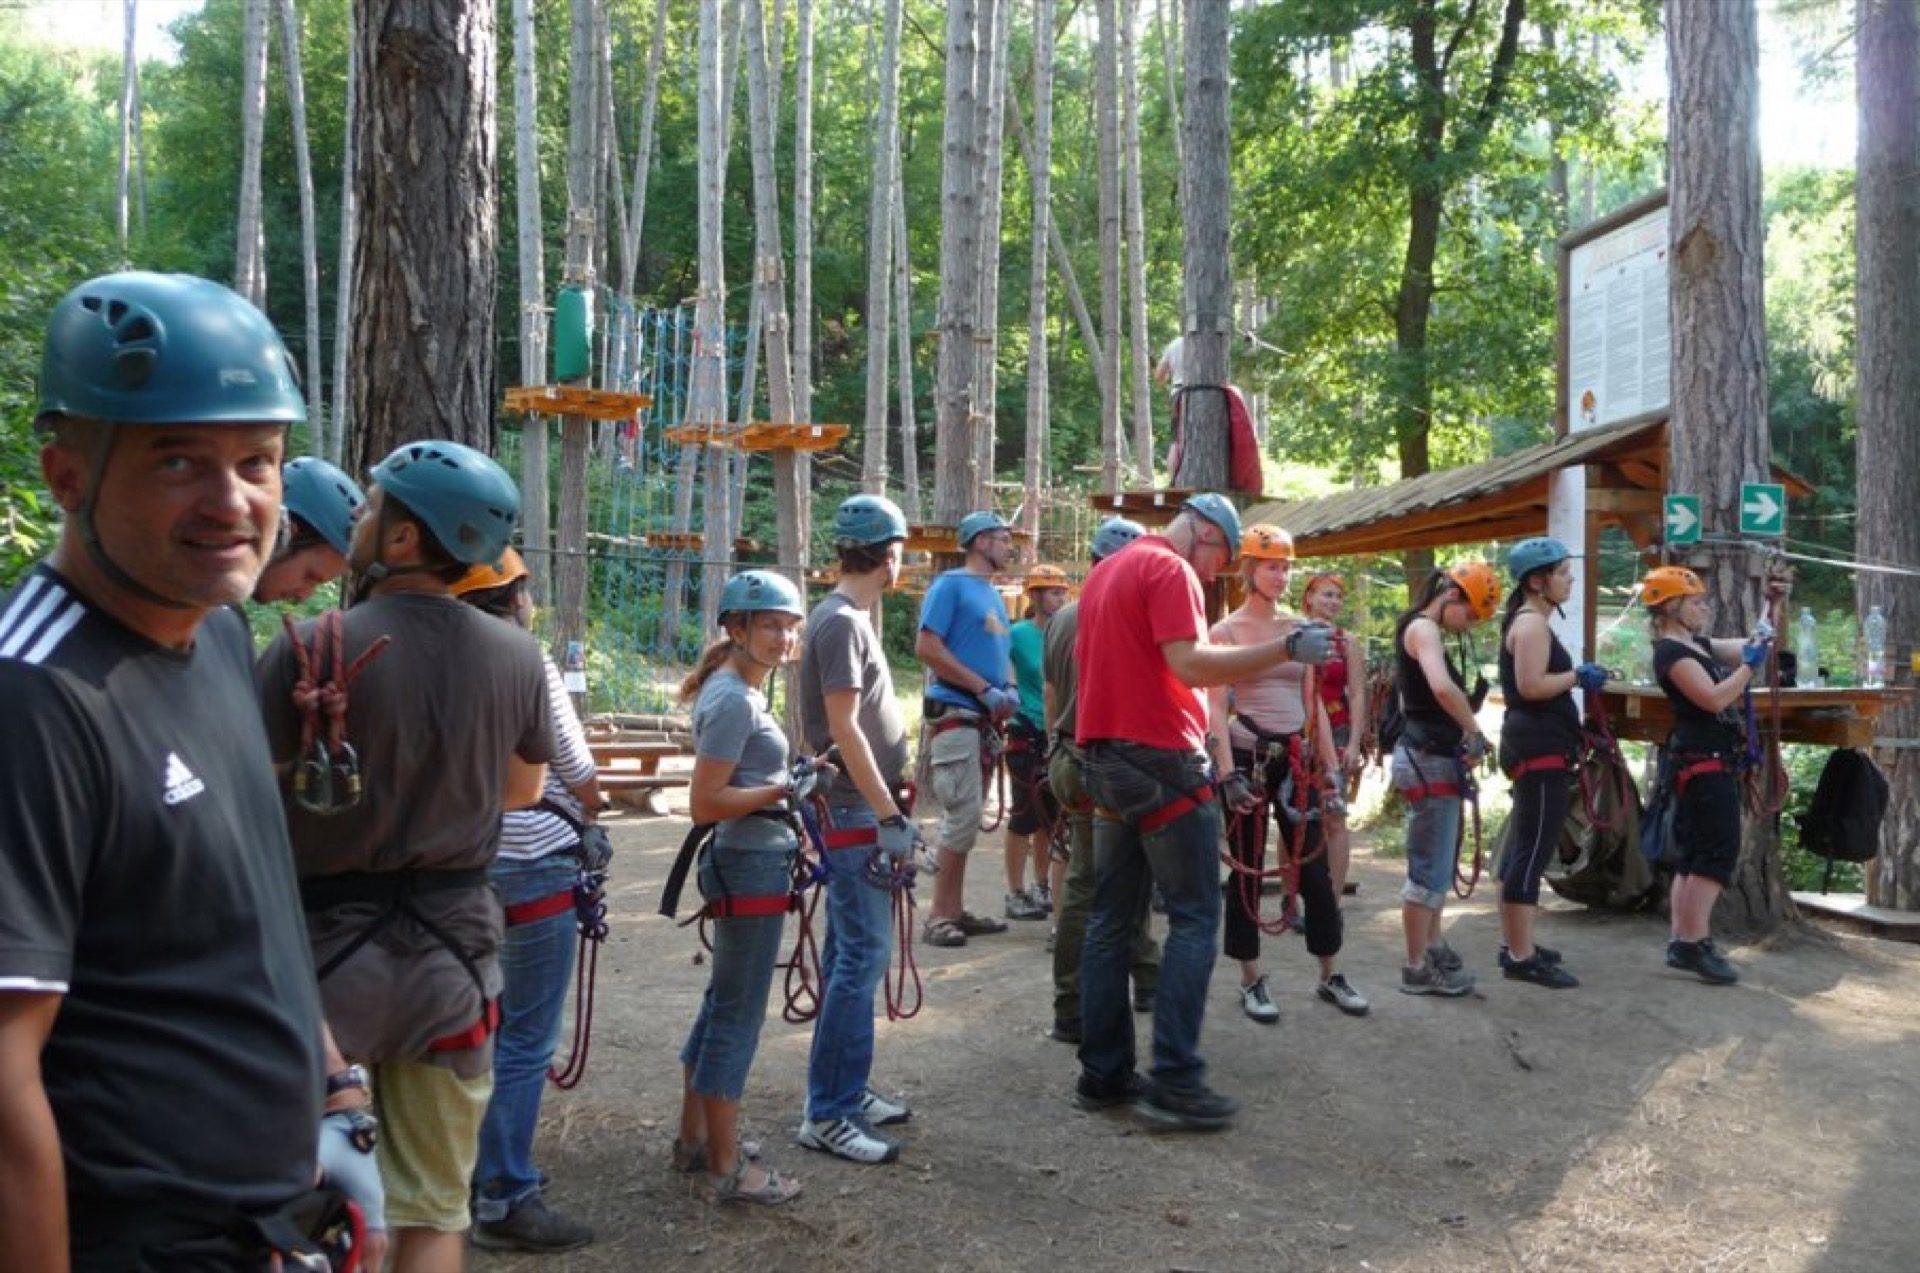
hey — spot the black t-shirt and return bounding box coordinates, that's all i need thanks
[1499,616,1580,759]
[0,566,323,1222]
[1394,612,1469,750]
[1653,635,1743,755]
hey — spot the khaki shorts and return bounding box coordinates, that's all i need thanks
[929,721,986,855]
[374,1060,495,1232]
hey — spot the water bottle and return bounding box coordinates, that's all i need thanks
[1795,608,1820,688]
[1864,605,1888,688]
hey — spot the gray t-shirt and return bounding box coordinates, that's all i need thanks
[695,665,794,849]
[800,591,909,804]
[1043,599,1082,739]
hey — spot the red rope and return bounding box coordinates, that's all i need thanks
[1577,688,1636,833]
[886,881,923,1020]
[546,932,597,1089]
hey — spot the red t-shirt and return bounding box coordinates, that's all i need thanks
[1074,536,1210,751]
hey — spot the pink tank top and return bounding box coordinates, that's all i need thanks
[1212,615,1309,747]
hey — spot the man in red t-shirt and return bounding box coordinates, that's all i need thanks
[1071,494,1333,1131]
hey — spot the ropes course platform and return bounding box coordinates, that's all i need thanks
[1791,893,1920,944]
[1597,685,1911,748]
[1090,488,1195,527]
[503,385,653,420]
[660,420,848,451]
[644,532,705,552]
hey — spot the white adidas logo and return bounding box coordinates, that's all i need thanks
[163,752,205,806]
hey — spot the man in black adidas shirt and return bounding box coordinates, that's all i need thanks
[0,272,335,1271]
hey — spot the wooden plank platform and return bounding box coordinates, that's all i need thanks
[503,385,652,420]
[1599,685,1910,748]
[733,422,848,452]
[643,532,705,552]
[1089,488,1194,527]
[661,421,741,446]
[1792,892,1920,943]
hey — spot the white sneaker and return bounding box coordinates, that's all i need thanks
[857,1087,912,1126]
[796,1116,900,1164]
[1241,975,1280,1024]
[1316,972,1371,1017]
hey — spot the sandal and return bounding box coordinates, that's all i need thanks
[708,1160,802,1206]
[671,1137,764,1174]
[955,910,1008,936]
[921,918,968,948]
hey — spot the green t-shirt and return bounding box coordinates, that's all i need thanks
[1009,618,1047,731]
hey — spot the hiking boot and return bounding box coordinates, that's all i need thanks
[1400,959,1475,997]
[857,1087,911,1127]
[1240,975,1280,1023]
[471,1195,593,1253]
[1073,1070,1145,1112]
[1050,1017,1082,1044]
[1668,938,1739,985]
[796,1116,900,1164]
[1006,890,1049,921]
[1135,1082,1238,1132]
[1132,985,1156,1014]
[1426,942,1465,974]
[1316,972,1371,1016]
[1502,954,1580,989]
[1499,943,1563,969]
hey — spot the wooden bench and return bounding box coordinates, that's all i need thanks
[591,740,687,816]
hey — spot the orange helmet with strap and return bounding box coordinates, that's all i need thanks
[1445,560,1502,622]
[1025,563,1070,592]
[1641,565,1707,608]
[1240,523,1295,562]
[452,546,529,597]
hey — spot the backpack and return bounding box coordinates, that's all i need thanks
[1544,751,1664,910]
[1638,753,1680,869]
[1167,383,1264,497]
[1376,688,1406,757]
[1797,748,1889,865]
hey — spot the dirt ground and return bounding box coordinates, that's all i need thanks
[475,785,1920,1273]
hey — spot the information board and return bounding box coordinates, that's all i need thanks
[1566,203,1670,431]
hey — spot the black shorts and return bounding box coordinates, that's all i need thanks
[1674,768,1742,886]
[1006,732,1058,836]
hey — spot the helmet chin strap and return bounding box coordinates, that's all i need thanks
[77,431,196,612]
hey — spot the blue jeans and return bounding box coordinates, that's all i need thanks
[473,854,580,1219]
[680,845,794,1101]
[806,803,894,1121]
[1078,743,1222,1095]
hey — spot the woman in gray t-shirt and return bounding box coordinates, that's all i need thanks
[674,571,810,1206]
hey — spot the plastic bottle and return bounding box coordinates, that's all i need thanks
[1796,608,1821,688]
[1864,605,1888,688]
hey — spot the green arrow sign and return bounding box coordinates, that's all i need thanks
[1664,494,1701,546]
[1739,482,1786,537]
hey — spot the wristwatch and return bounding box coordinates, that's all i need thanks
[326,1063,370,1099]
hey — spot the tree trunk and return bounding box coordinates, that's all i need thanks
[1667,0,1787,931]
[1022,0,1056,546]
[552,0,601,665]
[511,0,550,603]
[1154,0,1182,184]
[694,0,732,633]
[894,162,921,520]
[277,0,324,454]
[1171,0,1229,493]
[118,0,136,256]
[348,0,498,474]
[330,7,357,465]
[620,0,668,296]
[861,0,903,493]
[1094,0,1123,493]
[792,0,815,536]
[1857,0,1920,910]
[234,0,269,308]
[1121,0,1154,483]
[932,0,980,524]
[599,5,630,310]
[971,0,1011,510]
[1010,98,1102,372]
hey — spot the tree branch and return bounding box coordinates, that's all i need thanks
[1463,0,1527,147]
[1439,0,1481,78]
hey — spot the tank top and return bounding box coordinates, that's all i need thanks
[1653,636,1743,755]
[1316,628,1351,728]
[1213,613,1309,745]
[1498,612,1580,759]
[1394,610,1468,751]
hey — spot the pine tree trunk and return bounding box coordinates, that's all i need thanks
[330,9,357,465]
[1094,0,1123,493]
[118,0,136,256]
[862,0,903,494]
[234,0,270,309]
[348,0,498,474]
[1121,0,1154,484]
[620,0,668,296]
[511,0,550,603]
[1022,0,1055,546]
[1010,100,1102,371]
[1668,0,1787,932]
[1172,0,1229,492]
[277,0,324,454]
[553,0,601,663]
[894,165,921,520]
[792,0,815,533]
[694,0,732,633]
[1155,0,1182,208]
[1857,0,1920,910]
[970,0,1011,510]
[932,0,980,524]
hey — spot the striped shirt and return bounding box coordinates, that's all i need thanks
[497,655,598,860]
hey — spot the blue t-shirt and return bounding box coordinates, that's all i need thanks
[919,569,1013,711]
[693,666,795,851]
[1009,619,1046,730]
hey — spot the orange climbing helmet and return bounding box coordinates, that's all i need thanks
[452,546,530,597]
[1025,564,1070,592]
[1641,565,1707,608]
[1240,523,1295,562]
[1445,560,1502,622]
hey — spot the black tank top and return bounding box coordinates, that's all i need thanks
[1499,613,1580,758]
[1653,636,1743,755]
[1394,610,1467,750]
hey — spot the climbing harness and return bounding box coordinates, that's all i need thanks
[503,805,613,1090]
[283,610,391,815]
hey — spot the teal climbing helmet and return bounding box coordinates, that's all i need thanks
[719,569,806,621]
[1183,493,1242,558]
[833,493,909,547]
[957,510,1012,548]
[369,440,521,567]
[1507,536,1572,583]
[1091,516,1145,561]
[282,457,365,556]
[36,272,306,428]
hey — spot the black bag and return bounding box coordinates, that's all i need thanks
[1376,689,1406,756]
[1544,751,1662,910]
[1797,748,1889,864]
[1639,754,1680,868]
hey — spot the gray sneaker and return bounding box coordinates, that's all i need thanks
[857,1087,912,1126]
[1240,975,1280,1023]
[1426,942,1465,974]
[1316,972,1371,1016]
[1006,889,1049,920]
[1400,958,1475,997]
[796,1115,900,1164]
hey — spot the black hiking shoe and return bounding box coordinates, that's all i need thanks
[1073,1070,1145,1112]
[1134,1082,1238,1132]
[472,1195,593,1253]
[1049,1017,1082,1044]
[1666,938,1740,985]
[1499,943,1562,968]
[1501,954,1580,989]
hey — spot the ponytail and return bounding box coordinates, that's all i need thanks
[678,635,736,703]
[1398,568,1454,630]
[1500,574,1536,637]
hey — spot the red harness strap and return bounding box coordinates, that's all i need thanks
[428,998,502,1053]
[702,894,799,920]
[1676,756,1729,794]
[822,826,877,850]
[503,890,575,926]
[1138,784,1217,834]
[1401,781,1463,802]
[1504,754,1570,780]
[931,716,978,738]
